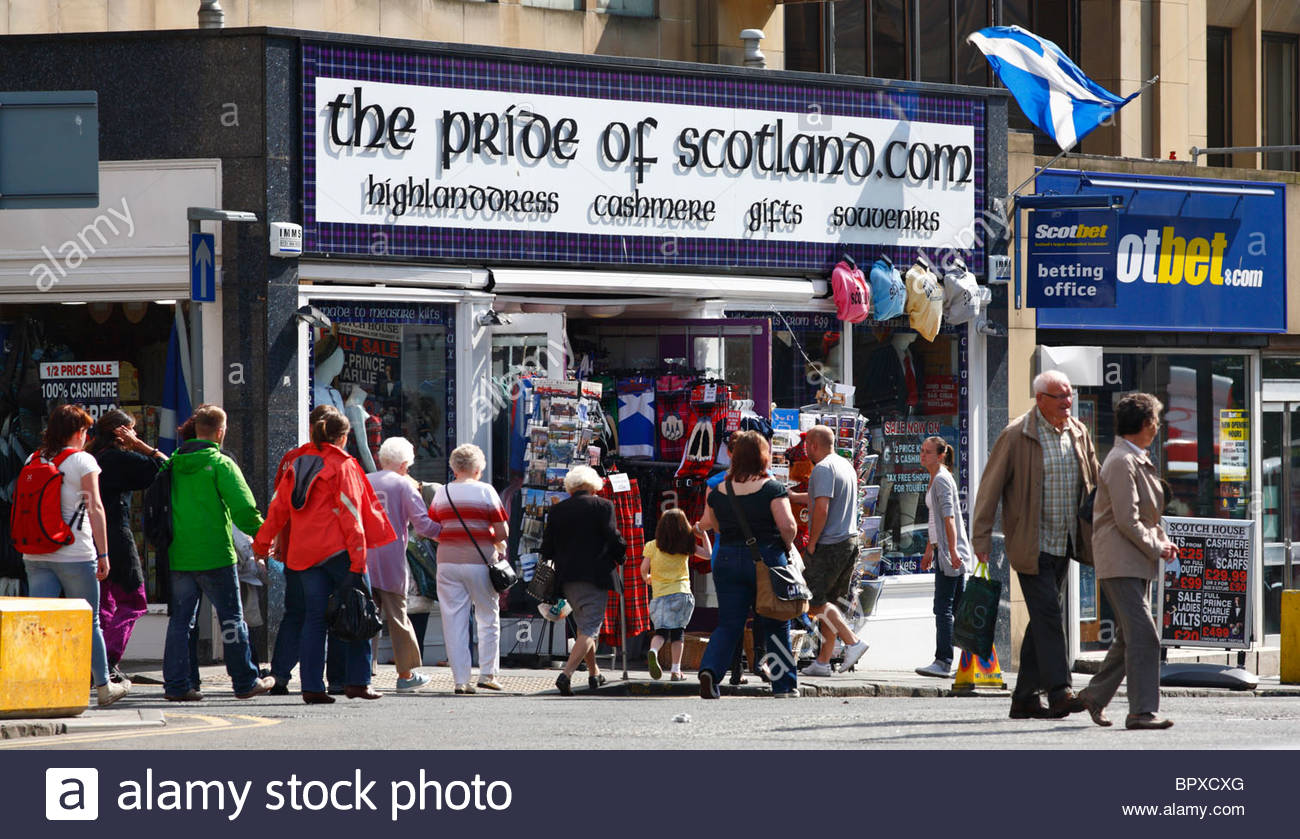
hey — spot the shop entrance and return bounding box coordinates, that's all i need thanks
[1261,400,1300,641]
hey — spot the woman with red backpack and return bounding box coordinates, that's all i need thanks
[17,404,130,707]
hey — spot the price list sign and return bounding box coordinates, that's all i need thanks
[1158,516,1252,649]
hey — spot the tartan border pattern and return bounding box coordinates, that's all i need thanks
[303,43,988,274]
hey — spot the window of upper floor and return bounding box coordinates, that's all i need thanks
[1262,32,1299,171]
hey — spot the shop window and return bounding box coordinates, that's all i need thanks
[310,302,456,485]
[1072,352,1251,651]
[852,323,969,574]
[0,302,179,602]
[727,311,843,411]
[1262,33,1299,171]
[1206,27,1232,167]
[594,0,654,17]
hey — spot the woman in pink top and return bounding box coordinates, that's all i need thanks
[366,437,441,693]
[428,444,508,695]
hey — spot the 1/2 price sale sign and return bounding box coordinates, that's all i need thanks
[1158,516,1252,649]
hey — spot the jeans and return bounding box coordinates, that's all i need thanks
[271,565,305,684]
[25,558,110,687]
[699,542,796,695]
[298,553,373,693]
[932,571,966,665]
[164,565,260,697]
[99,579,148,667]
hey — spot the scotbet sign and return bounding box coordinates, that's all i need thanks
[1034,171,1285,332]
[1027,209,1116,307]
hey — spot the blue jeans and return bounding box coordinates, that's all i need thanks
[25,558,110,687]
[933,570,966,665]
[274,565,348,688]
[298,553,372,693]
[164,565,259,696]
[699,542,796,695]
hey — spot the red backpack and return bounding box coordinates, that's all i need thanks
[8,449,85,555]
[831,255,870,323]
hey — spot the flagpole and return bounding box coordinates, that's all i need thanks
[1005,74,1160,201]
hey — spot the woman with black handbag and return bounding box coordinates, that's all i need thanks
[428,444,510,695]
[540,465,626,696]
[695,431,800,699]
[253,407,396,704]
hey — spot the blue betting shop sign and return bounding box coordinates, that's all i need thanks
[1033,170,1286,333]
[1027,208,1117,307]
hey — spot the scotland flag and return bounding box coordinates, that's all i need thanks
[968,25,1140,150]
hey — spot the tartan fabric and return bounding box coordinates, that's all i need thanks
[1036,408,1080,555]
[600,477,650,645]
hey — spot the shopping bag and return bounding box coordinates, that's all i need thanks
[952,560,1000,660]
[952,647,1006,692]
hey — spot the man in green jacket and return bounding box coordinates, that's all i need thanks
[162,404,274,701]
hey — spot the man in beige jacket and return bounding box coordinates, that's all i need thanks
[972,370,1100,719]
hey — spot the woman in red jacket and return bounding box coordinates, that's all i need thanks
[253,407,395,704]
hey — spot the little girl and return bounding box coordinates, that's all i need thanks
[640,508,710,680]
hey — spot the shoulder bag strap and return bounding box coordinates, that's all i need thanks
[52,448,87,530]
[443,485,492,567]
[724,477,766,565]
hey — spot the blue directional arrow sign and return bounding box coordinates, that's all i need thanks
[190,232,216,302]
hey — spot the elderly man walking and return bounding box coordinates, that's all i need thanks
[972,371,1100,719]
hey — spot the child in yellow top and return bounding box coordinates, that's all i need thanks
[640,508,711,680]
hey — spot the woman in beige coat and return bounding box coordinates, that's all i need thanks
[1077,392,1179,730]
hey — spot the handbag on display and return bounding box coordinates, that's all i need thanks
[724,477,810,621]
[445,487,519,593]
[325,562,384,642]
[952,560,1000,660]
[527,557,559,603]
[868,254,907,321]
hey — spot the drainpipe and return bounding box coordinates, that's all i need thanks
[198,1,224,29]
[740,29,766,69]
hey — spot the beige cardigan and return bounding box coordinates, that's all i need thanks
[1092,441,1167,580]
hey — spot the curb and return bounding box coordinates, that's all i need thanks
[1,721,67,740]
[0,709,167,740]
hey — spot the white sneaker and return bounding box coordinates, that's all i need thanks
[915,660,951,678]
[96,679,131,707]
[839,639,870,672]
[799,660,833,677]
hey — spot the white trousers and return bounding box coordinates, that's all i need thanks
[436,563,500,685]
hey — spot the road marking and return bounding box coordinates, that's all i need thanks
[0,713,280,749]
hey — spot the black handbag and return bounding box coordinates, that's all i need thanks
[445,487,518,593]
[724,477,810,621]
[325,564,384,642]
[527,558,559,603]
[952,560,1000,660]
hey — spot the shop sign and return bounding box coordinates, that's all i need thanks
[1218,409,1249,481]
[39,361,119,420]
[1025,209,1117,307]
[1034,171,1286,332]
[303,45,985,272]
[1158,517,1252,649]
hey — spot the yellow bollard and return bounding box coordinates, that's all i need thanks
[0,597,92,718]
[1282,590,1300,685]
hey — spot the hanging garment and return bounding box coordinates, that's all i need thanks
[599,477,650,645]
[616,377,656,458]
[831,255,871,323]
[655,376,692,463]
[904,256,944,341]
[869,255,907,321]
[942,256,985,325]
[675,410,721,480]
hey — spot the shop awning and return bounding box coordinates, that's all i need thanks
[299,261,487,289]
[487,268,827,303]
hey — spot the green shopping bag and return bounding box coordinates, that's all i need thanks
[952,560,1000,660]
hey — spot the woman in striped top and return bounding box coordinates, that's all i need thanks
[428,444,509,694]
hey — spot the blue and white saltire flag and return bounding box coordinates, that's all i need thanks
[968,25,1140,151]
[158,312,193,455]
